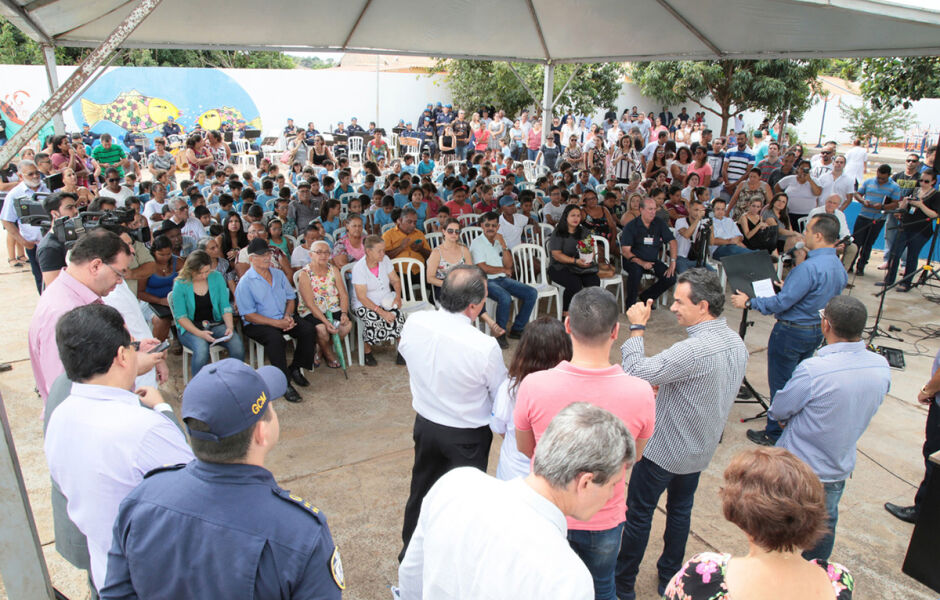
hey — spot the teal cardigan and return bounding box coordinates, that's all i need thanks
[171,270,232,334]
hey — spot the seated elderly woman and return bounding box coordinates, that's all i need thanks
[351,235,405,366]
[170,250,245,376]
[297,240,352,369]
[663,446,853,600]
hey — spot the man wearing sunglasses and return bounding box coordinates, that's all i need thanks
[98,167,134,205]
[880,154,924,272]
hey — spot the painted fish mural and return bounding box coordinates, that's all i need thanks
[0,99,24,126]
[81,90,180,132]
[197,107,262,131]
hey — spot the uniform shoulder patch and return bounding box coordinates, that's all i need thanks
[143,463,186,479]
[273,488,323,520]
[330,546,346,590]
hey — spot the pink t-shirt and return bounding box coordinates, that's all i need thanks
[514,361,656,531]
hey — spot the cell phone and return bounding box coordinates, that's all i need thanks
[148,340,170,354]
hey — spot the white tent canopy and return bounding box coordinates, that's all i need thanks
[2,0,940,63]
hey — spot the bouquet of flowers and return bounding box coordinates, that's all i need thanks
[576,237,595,264]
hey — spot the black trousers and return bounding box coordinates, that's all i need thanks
[548,265,600,311]
[852,215,886,269]
[399,414,492,561]
[624,259,676,308]
[915,399,940,508]
[243,317,315,378]
[26,245,43,294]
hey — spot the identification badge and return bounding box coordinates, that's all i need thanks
[643,236,654,245]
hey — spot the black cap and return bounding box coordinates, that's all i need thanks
[247,238,271,255]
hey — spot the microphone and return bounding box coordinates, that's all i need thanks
[783,241,805,260]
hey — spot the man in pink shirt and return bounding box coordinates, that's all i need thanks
[515,287,655,600]
[28,229,164,404]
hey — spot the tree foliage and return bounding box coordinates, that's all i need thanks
[294,56,336,70]
[431,59,625,119]
[851,57,940,110]
[0,17,295,69]
[630,59,827,135]
[839,102,911,142]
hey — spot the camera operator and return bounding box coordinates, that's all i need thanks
[37,191,80,286]
[674,200,714,274]
[808,194,858,272]
[1,159,49,293]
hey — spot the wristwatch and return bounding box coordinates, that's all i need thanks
[629,324,646,331]
[745,299,751,309]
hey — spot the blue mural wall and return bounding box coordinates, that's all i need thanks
[71,67,262,142]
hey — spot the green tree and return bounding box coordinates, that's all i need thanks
[630,59,827,136]
[295,56,336,70]
[851,57,940,110]
[431,59,625,119]
[839,102,911,142]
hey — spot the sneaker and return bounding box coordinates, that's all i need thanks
[508,329,524,340]
[496,335,509,350]
[363,352,377,367]
[746,429,776,447]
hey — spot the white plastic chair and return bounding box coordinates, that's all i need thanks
[332,227,347,241]
[391,257,435,315]
[425,232,443,249]
[341,263,365,366]
[797,216,809,233]
[339,192,358,205]
[423,217,440,234]
[458,213,478,227]
[348,136,364,164]
[511,243,562,320]
[381,223,396,234]
[167,291,223,384]
[460,226,483,247]
[522,160,537,181]
[593,235,624,310]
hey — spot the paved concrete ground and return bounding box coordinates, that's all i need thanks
[1,238,938,600]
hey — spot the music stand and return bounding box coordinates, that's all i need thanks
[244,129,261,140]
[223,131,234,143]
[720,251,779,420]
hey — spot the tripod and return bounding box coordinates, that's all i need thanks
[735,307,770,421]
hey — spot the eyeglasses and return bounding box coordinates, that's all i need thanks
[103,262,126,280]
[906,159,919,163]
[107,178,119,182]
[922,179,935,184]
[312,250,331,255]
[127,341,141,351]
[821,151,832,155]
[444,228,460,234]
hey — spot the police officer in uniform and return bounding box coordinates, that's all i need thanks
[100,359,344,599]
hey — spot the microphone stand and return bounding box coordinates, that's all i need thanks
[735,307,770,420]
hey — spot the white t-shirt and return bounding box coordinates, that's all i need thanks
[498,213,528,249]
[290,244,312,268]
[490,379,531,481]
[808,206,851,239]
[98,185,134,205]
[143,198,169,225]
[350,255,394,309]
[398,468,593,600]
[777,175,821,214]
[816,172,855,206]
[844,146,868,184]
[675,217,704,259]
[541,202,566,225]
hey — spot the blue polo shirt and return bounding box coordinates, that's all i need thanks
[417,160,435,175]
[234,266,295,324]
[857,177,901,220]
[619,216,674,262]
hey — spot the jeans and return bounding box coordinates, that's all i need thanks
[487,276,537,332]
[852,215,886,270]
[178,323,245,376]
[885,229,931,286]
[455,143,468,160]
[675,256,715,274]
[26,245,43,294]
[568,524,624,600]
[765,321,822,439]
[882,213,901,261]
[711,244,753,260]
[802,479,845,561]
[527,148,539,161]
[615,457,701,599]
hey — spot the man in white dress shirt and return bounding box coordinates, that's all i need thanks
[398,402,635,600]
[44,304,193,592]
[398,264,508,561]
[816,155,859,211]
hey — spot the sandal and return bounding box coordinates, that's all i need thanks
[327,360,341,369]
[15,255,27,262]
[313,351,321,368]
[7,258,23,268]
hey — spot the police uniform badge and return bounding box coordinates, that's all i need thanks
[330,546,346,590]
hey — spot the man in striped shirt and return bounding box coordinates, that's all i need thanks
[720,131,755,200]
[615,269,748,600]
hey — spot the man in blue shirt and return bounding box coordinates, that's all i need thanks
[732,213,847,445]
[769,295,890,560]
[100,359,344,599]
[620,196,678,308]
[852,164,902,276]
[234,239,314,403]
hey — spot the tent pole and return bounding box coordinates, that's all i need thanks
[0,0,163,168]
[541,62,554,146]
[40,44,66,136]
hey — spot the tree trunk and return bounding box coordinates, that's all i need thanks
[720,110,730,137]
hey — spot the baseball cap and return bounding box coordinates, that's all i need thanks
[182,359,287,441]
[445,104,452,108]
[247,238,271,255]
[436,102,442,107]
[499,195,516,207]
